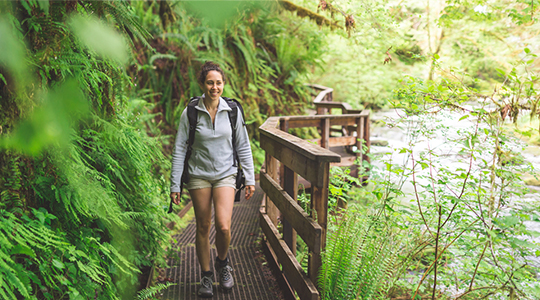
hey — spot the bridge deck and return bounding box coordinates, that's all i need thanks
[161,184,284,300]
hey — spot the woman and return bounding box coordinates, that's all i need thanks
[170,61,255,298]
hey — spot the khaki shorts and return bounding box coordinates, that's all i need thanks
[185,174,236,190]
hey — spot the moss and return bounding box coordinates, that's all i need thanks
[395,44,424,65]
[279,0,342,29]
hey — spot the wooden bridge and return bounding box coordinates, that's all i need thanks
[160,85,370,300]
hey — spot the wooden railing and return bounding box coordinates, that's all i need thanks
[258,85,371,299]
[307,83,333,103]
[306,83,371,170]
[259,115,339,300]
[259,116,369,299]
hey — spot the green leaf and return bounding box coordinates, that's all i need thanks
[499,216,520,227]
[52,259,65,270]
[458,115,469,121]
[496,68,506,76]
[68,15,128,64]
[0,19,29,86]
[2,79,89,155]
[524,47,531,54]
[10,245,36,258]
[37,0,49,14]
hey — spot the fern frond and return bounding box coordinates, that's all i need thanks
[136,282,176,300]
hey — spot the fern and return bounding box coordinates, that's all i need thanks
[0,153,24,215]
[319,208,406,300]
[136,282,176,300]
[1,1,173,298]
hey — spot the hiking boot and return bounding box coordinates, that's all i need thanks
[198,274,213,298]
[214,258,234,290]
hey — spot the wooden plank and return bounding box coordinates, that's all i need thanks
[261,240,297,300]
[330,156,356,167]
[260,206,297,300]
[288,118,322,129]
[274,115,364,128]
[306,83,332,93]
[260,172,322,253]
[329,116,360,126]
[260,118,341,163]
[308,138,321,146]
[328,136,356,147]
[312,88,333,103]
[314,101,353,111]
[260,134,339,187]
[260,212,320,300]
[278,114,361,122]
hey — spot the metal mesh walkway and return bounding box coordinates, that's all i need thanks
[161,184,284,300]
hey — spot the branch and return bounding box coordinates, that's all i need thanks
[412,219,479,299]
[410,149,434,236]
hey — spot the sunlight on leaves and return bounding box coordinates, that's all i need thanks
[0,17,29,87]
[1,79,89,155]
[68,15,128,64]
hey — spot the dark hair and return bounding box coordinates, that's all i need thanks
[198,61,226,85]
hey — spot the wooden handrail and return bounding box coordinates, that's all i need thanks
[309,87,370,173]
[260,117,341,163]
[306,83,333,103]
[259,111,369,300]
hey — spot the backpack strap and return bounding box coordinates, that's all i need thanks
[222,97,246,126]
[182,96,201,184]
[222,97,247,200]
[222,97,245,167]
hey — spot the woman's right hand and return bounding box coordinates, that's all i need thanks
[170,192,181,205]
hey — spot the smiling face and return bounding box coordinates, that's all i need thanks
[203,70,224,102]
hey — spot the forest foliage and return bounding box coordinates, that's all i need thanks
[0,0,328,299]
[2,0,540,299]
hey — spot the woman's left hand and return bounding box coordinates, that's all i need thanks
[245,185,255,200]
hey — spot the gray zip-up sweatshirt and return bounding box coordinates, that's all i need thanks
[170,95,255,193]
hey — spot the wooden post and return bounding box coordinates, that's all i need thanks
[363,113,371,165]
[316,106,327,115]
[320,118,330,149]
[308,162,330,289]
[282,166,298,256]
[280,120,297,255]
[326,90,333,102]
[362,112,371,184]
[356,117,363,162]
[355,116,363,180]
[265,153,279,227]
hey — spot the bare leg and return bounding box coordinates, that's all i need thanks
[190,188,213,272]
[212,187,235,260]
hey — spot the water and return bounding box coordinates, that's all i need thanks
[370,108,540,199]
[368,108,540,296]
